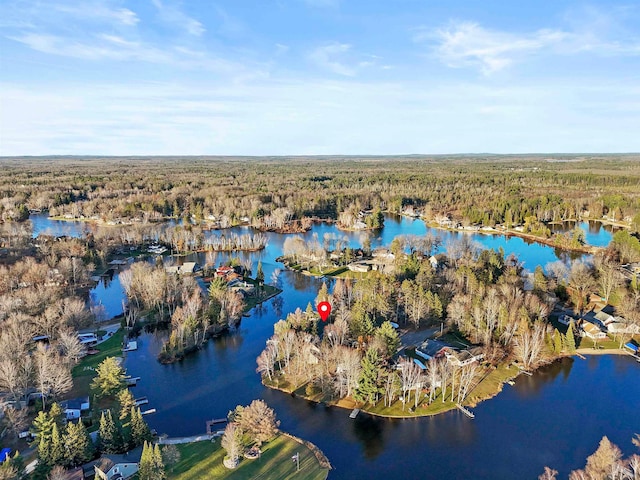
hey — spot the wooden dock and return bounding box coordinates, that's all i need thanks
[125,376,140,386]
[349,408,360,419]
[141,408,156,416]
[134,397,148,406]
[206,418,228,435]
[456,404,475,418]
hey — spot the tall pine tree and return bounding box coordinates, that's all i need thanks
[99,410,123,454]
[139,441,165,480]
[64,421,93,467]
[354,348,383,404]
[566,321,577,352]
[130,407,152,447]
[49,423,65,467]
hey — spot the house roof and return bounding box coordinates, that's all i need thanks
[63,467,84,480]
[594,311,613,323]
[583,322,604,334]
[61,396,89,410]
[95,446,143,473]
[417,339,453,358]
[181,262,197,273]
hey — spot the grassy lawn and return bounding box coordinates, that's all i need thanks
[465,363,520,405]
[365,396,457,417]
[168,434,328,480]
[243,284,282,311]
[72,328,125,378]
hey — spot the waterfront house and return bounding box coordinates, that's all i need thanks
[445,347,485,367]
[166,262,200,275]
[180,262,198,274]
[415,339,453,361]
[348,262,371,273]
[594,310,615,326]
[60,397,90,420]
[581,322,607,340]
[607,319,640,334]
[215,265,234,278]
[94,447,142,480]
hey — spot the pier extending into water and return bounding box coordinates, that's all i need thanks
[456,404,475,418]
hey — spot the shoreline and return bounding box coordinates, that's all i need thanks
[263,347,636,420]
[422,221,603,255]
[39,213,614,257]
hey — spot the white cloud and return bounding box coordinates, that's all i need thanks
[425,22,569,75]
[308,43,356,76]
[2,79,639,155]
[53,3,139,26]
[152,0,205,36]
[422,18,640,75]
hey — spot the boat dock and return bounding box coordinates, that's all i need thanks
[125,376,140,386]
[349,408,360,419]
[456,404,475,418]
[206,418,228,435]
[141,408,156,416]
[123,341,138,352]
[134,397,149,406]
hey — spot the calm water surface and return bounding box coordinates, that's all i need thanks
[29,214,638,479]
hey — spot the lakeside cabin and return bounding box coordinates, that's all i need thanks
[165,262,200,275]
[60,396,90,420]
[93,446,142,480]
[581,322,607,340]
[445,347,485,367]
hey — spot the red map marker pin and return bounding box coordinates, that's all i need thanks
[317,301,332,322]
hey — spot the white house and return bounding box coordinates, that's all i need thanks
[60,397,90,420]
[581,322,607,340]
[445,347,485,367]
[94,447,142,480]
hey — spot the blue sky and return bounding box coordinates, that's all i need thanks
[1,0,639,155]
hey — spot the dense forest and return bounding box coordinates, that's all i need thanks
[1,156,639,232]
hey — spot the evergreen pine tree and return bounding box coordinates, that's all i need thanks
[256,261,264,287]
[31,410,54,444]
[91,357,125,397]
[99,410,122,454]
[138,441,154,480]
[49,403,65,429]
[553,330,563,354]
[315,282,329,305]
[375,321,401,358]
[130,407,152,447]
[354,348,383,404]
[37,435,51,467]
[153,444,166,480]
[117,389,136,420]
[64,421,93,467]
[139,441,165,480]
[566,321,577,352]
[49,423,65,467]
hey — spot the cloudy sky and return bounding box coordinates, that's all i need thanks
[1,0,639,155]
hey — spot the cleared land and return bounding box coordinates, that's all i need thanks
[168,434,329,480]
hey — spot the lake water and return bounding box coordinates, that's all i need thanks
[27,214,638,479]
[31,213,595,318]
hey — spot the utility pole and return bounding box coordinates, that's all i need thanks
[292,452,299,472]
